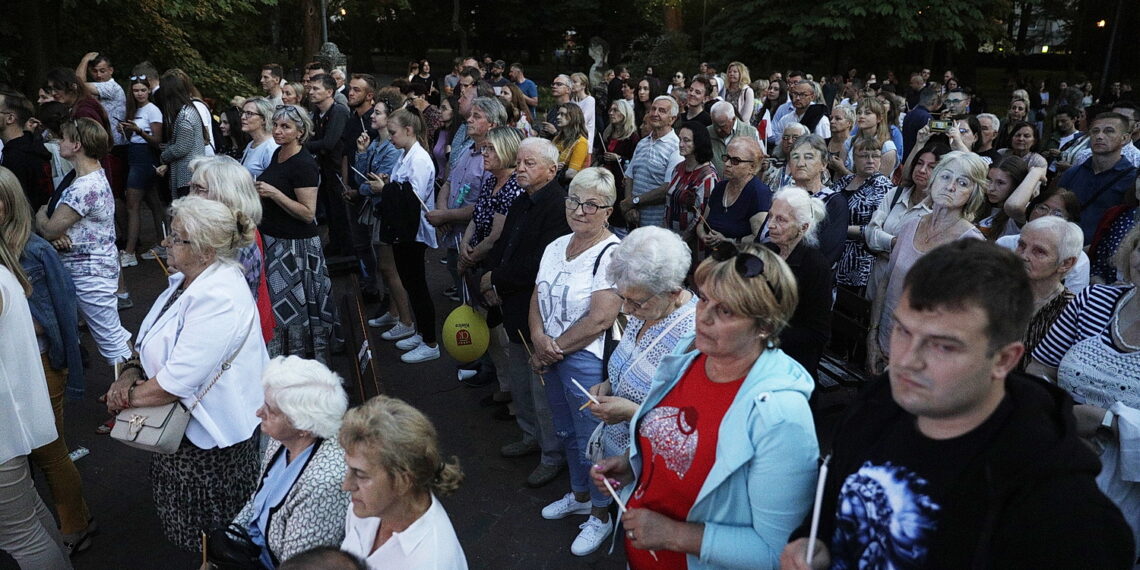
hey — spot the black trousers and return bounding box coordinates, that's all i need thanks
[392,241,436,344]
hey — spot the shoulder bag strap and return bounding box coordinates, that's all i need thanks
[187,320,253,413]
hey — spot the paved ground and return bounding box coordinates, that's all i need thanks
[46,235,856,569]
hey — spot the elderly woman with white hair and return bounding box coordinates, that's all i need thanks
[588,227,697,458]
[103,196,267,551]
[762,122,808,190]
[530,166,622,557]
[226,356,350,567]
[239,96,279,180]
[764,186,832,380]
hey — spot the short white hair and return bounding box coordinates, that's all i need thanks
[1022,215,1083,271]
[518,136,559,166]
[568,166,617,205]
[189,155,263,224]
[710,100,735,120]
[784,122,809,137]
[607,226,691,294]
[772,186,826,247]
[652,95,678,117]
[262,355,348,440]
[978,113,1000,133]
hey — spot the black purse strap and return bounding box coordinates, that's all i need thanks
[592,241,620,372]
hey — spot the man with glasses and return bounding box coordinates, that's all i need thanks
[942,88,971,116]
[709,100,762,176]
[540,75,573,139]
[621,96,683,229]
[773,81,830,159]
[481,137,570,488]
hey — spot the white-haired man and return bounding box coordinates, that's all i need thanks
[709,100,762,176]
[620,95,683,230]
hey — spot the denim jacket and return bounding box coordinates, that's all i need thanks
[353,139,402,204]
[622,334,819,569]
[20,234,85,399]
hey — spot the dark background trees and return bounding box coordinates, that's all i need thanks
[0,0,1132,104]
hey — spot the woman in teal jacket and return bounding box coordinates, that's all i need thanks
[593,242,819,569]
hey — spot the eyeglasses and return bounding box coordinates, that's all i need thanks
[617,290,663,311]
[240,111,259,118]
[1032,203,1067,218]
[674,74,684,79]
[722,154,754,166]
[565,195,611,215]
[479,146,495,155]
[944,98,965,105]
[167,232,193,246]
[791,91,813,99]
[854,152,883,160]
[709,242,781,302]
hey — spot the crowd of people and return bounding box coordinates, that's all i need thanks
[0,49,1138,569]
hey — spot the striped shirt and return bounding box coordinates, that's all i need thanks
[628,129,683,228]
[1032,284,1132,367]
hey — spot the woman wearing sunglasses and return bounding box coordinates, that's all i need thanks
[698,137,769,252]
[591,241,818,569]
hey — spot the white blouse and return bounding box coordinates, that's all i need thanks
[135,262,267,449]
[0,266,57,464]
[341,493,467,569]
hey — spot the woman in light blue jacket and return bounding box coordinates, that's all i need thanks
[592,242,819,569]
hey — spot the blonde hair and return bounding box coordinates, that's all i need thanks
[339,395,463,497]
[930,151,990,222]
[0,167,31,294]
[189,156,263,224]
[693,243,798,340]
[727,61,752,87]
[570,72,591,93]
[603,99,636,141]
[485,126,522,169]
[857,97,891,145]
[568,166,617,205]
[61,117,110,159]
[169,196,256,262]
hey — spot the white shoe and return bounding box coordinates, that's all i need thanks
[400,343,440,363]
[119,251,138,267]
[367,312,398,328]
[381,322,416,341]
[541,492,592,520]
[395,334,423,351]
[570,515,612,556]
[141,246,167,260]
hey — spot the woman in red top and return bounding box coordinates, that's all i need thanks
[665,121,719,270]
[44,67,111,135]
[592,243,819,569]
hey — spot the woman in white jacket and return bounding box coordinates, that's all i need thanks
[104,196,268,552]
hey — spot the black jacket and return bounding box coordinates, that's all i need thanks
[487,179,570,343]
[1,132,51,210]
[794,373,1135,569]
[766,241,831,379]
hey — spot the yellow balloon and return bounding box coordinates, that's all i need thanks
[441,304,489,362]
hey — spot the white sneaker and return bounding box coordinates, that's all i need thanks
[400,343,440,363]
[541,492,592,520]
[570,515,612,556]
[141,246,167,260]
[119,251,138,267]
[381,322,416,341]
[367,312,398,328]
[395,334,423,351]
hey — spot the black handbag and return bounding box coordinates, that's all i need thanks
[377,180,423,244]
[207,523,266,569]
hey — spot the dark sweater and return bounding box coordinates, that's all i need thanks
[793,373,1135,569]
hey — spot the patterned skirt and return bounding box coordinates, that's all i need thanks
[150,436,259,552]
[262,234,339,363]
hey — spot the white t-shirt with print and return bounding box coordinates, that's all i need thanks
[129,102,162,145]
[535,234,620,359]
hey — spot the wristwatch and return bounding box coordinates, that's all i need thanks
[631,196,641,207]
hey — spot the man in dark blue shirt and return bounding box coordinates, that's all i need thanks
[901,86,940,160]
[1059,112,1137,243]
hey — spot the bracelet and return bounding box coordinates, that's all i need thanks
[127,384,137,408]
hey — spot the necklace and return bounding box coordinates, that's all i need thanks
[918,215,959,248]
[565,231,608,261]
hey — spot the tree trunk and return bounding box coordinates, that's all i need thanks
[302,0,321,62]
[453,0,468,57]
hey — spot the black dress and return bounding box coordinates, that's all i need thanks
[765,240,832,380]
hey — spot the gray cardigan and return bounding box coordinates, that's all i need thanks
[232,437,350,564]
[160,105,205,192]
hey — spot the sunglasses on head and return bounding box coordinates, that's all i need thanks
[130,75,147,82]
[709,242,781,302]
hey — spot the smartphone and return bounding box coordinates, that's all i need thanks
[929,119,951,133]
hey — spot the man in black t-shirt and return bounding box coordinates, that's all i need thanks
[781,240,1134,569]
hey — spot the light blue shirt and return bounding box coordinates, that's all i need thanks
[248,443,315,568]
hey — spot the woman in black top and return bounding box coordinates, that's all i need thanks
[763,186,831,382]
[255,105,339,363]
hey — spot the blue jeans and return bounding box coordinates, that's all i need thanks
[545,350,611,508]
